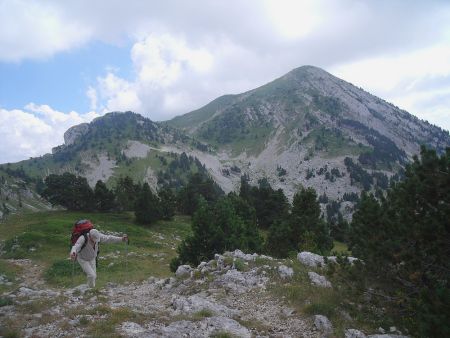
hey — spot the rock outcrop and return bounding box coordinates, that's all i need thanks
[64,123,89,146]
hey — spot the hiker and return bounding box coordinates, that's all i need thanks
[70,228,128,288]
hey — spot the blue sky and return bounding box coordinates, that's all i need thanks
[1,0,450,164]
[0,41,132,113]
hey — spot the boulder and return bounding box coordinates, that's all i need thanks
[314,315,333,336]
[175,265,192,278]
[278,265,294,279]
[297,251,324,267]
[308,271,332,288]
[143,316,251,338]
[327,256,359,265]
[213,268,268,293]
[172,294,239,318]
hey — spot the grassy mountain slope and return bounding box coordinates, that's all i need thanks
[2,66,449,220]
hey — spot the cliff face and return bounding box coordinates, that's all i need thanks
[64,123,90,146]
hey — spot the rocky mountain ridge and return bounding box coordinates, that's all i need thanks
[1,66,449,219]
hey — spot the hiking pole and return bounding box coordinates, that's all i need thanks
[125,237,129,277]
[71,257,75,287]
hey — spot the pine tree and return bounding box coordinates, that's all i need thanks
[94,180,116,211]
[349,147,450,336]
[134,183,161,225]
[42,173,94,211]
[349,192,385,261]
[114,176,138,211]
[265,219,293,258]
[291,188,332,254]
[158,186,176,220]
[174,195,263,268]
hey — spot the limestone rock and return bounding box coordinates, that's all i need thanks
[175,265,192,278]
[314,315,333,336]
[327,255,359,265]
[297,251,324,267]
[278,265,294,279]
[308,271,332,288]
[213,268,268,293]
[346,329,367,338]
[64,123,89,146]
[120,321,146,335]
[141,317,251,338]
[172,294,239,317]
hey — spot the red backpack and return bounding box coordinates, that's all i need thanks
[70,219,94,250]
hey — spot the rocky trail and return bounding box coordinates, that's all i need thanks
[0,251,320,337]
[0,251,409,338]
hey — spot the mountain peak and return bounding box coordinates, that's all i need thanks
[285,65,331,79]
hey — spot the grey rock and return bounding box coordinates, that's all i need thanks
[0,274,9,284]
[64,123,89,146]
[298,251,324,267]
[213,268,268,293]
[224,249,258,261]
[197,261,208,269]
[278,265,294,279]
[345,329,367,338]
[143,316,251,338]
[120,321,146,335]
[175,264,192,278]
[327,256,359,265]
[281,307,296,316]
[308,271,332,288]
[314,315,333,336]
[172,294,240,317]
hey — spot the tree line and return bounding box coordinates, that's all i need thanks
[40,146,449,335]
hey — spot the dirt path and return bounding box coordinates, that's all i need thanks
[7,258,47,288]
[1,253,320,338]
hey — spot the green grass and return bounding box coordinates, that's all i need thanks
[0,260,21,293]
[304,127,371,158]
[0,297,13,307]
[109,149,166,183]
[193,308,213,319]
[331,241,350,255]
[268,257,394,336]
[0,211,191,288]
[228,125,274,156]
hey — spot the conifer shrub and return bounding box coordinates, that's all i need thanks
[349,147,449,336]
[172,195,263,268]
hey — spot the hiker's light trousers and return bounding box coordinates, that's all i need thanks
[77,256,96,288]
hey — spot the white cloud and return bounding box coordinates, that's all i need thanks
[86,87,98,110]
[96,72,141,113]
[331,43,450,130]
[0,105,99,163]
[1,0,450,165]
[0,0,92,62]
[93,34,216,119]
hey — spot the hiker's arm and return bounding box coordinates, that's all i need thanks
[99,233,125,244]
[70,236,86,257]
